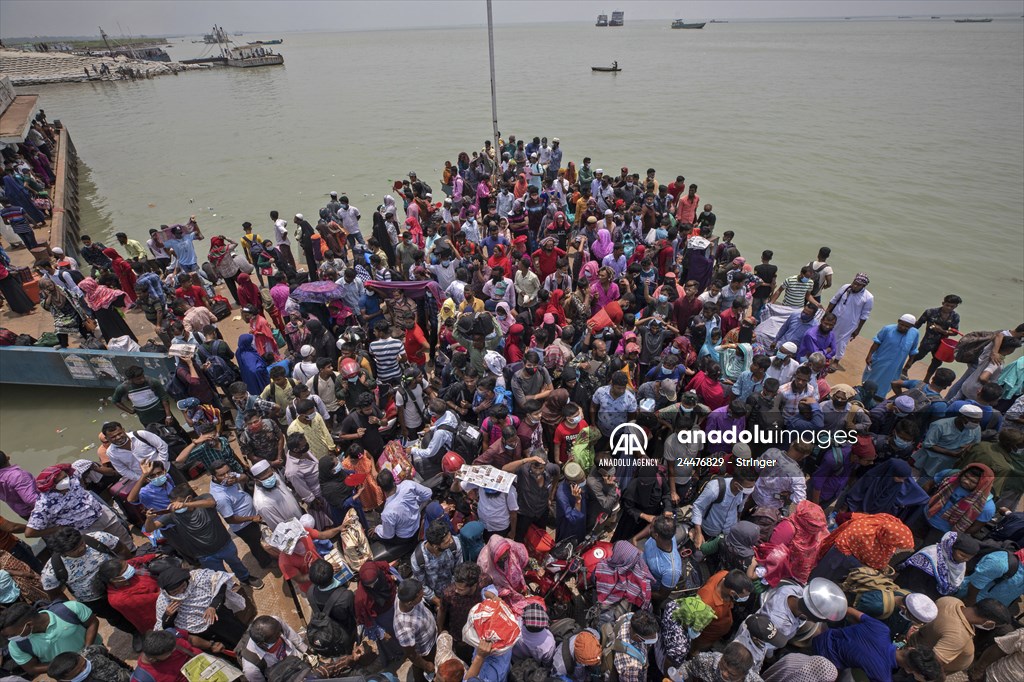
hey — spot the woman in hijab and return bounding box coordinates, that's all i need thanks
[487,243,512,276]
[235,333,269,394]
[354,562,404,663]
[704,520,760,576]
[459,521,485,562]
[477,535,529,612]
[79,277,136,342]
[37,278,86,346]
[234,272,262,312]
[503,323,525,364]
[757,501,830,586]
[591,228,614,262]
[0,254,35,315]
[813,512,915,583]
[897,531,978,599]
[373,199,399,267]
[206,236,241,304]
[667,335,698,369]
[843,459,930,521]
[699,327,722,364]
[538,289,567,326]
[614,462,672,542]
[305,318,338,364]
[593,540,654,611]
[102,248,138,303]
[405,214,424,249]
[494,301,516,334]
[513,173,528,199]
[341,444,384,511]
[762,654,839,682]
[1,170,46,225]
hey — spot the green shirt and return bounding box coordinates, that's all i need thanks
[123,239,148,261]
[112,378,169,426]
[8,602,95,665]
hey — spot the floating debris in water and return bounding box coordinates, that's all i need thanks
[56,428,67,433]
[82,443,96,452]
[212,214,217,217]
[91,419,98,423]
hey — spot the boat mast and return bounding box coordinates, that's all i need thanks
[486,0,500,182]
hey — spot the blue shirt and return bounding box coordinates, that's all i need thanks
[925,469,996,532]
[468,649,513,682]
[911,417,982,477]
[138,480,174,511]
[774,312,816,348]
[958,550,1024,606]
[163,233,198,266]
[375,480,432,540]
[209,480,257,533]
[901,380,949,424]
[731,370,765,401]
[946,399,1002,431]
[812,614,896,682]
[690,478,749,537]
[643,536,682,589]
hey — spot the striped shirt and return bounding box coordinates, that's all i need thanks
[779,275,813,307]
[369,337,405,381]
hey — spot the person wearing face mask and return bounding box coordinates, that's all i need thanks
[921,463,996,541]
[770,265,817,309]
[689,465,760,549]
[100,420,172,484]
[820,383,872,434]
[25,465,135,549]
[236,615,307,682]
[1,602,100,678]
[248,459,303,533]
[283,432,322,506]
[145,484,263,589]
[287,398,337,460]
[606,609,660,682]
[208,460,274,569]
[912,404,984,477]
[47,650,132,682]
[553,402,588,464]
[764,341,800,387]
[840,458,930,521]
[476,424,524,469]
[773,302,820,351]
[909,597,1013,674]
[511,351,554,417]
[126,460,177,513]
[95,554,162,638]
[155,566,248,648]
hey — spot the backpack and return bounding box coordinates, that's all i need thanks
[204,354,240,389]
[903,384,943,430]
[695,476,729,511]
[0,328,17,346]
[842,565,902,618]
[10,601,85,658]
[138,427,189,460]
[805,261,830,296]
[965,546,1021,591]
[210,296,231,321]
[438,420,484,463]
[600,613,646,681]
[954,331,997,365]
[305,588,350,655]
[236,635,271,676]
[49,536,117,586]
[163,371,189,401]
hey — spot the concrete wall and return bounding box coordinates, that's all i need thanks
[0,346,177,389]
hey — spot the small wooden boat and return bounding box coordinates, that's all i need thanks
[592,65,621,72]
[954,18,992,22]
[672,20,706,29]
[247,38,283,45]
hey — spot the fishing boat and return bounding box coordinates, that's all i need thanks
[954,18,993,22]
[609,11,624,26]
[247,39,283,45]
[592,62,621,72]
[672,20,706,29]
[596,14,608,27]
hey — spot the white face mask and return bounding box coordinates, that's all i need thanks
[740,486,755,495]
[54,478,71,492]
[642,636,659,645]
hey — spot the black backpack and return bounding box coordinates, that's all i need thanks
[966,546,1021,591]
[438,420,484,463]
[10,602,85,658]
[305,589,350,657]
[49,535,117,587]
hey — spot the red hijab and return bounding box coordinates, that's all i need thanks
[354,561,397,627]
[488,244,511,275]
[236,272,262,309]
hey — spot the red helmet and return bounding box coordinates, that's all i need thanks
[442,451,465,474]
[339,358,359,379]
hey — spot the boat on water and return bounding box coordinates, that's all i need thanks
[671,20,706,29]
[592,62,621,72]
[709,20,728,23]
[95,27,171,62]
[233,32,243,36]
[931,16,941,19]
[954,18,993,22]
[898,16,912,19]
[247,39,283,45]
[596,14,608,27]
[609,11,624,26]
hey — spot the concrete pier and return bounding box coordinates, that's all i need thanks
[0,48,209,85]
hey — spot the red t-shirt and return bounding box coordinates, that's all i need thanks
[133,630,202,682]
[404,325,428,366]
[554,419,588,463]
[175,285,208,308]
[531,247,565,281]
[278,533,320,592]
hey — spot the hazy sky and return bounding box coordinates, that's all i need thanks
[2,0,1022,38]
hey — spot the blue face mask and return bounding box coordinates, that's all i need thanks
[893,436,911,449]
[261,475,278,489]
[661,367,673,375]
[669,347,681,355]
[324,578,342,591]
[658,295,668,303]
[121,564,136,581]
[150,475,168,487]
[800,276,811,283]
[174,506,189,514]
[441,261,451,268]
[775,352,787,360]
[332,461,344,474]
[69,660,93,682]
[686,627,700,640]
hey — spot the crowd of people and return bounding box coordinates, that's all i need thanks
[1,133,1023,682]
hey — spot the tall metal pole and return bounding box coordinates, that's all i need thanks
[486,0,500,181]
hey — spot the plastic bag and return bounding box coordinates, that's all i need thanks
[461,598,522,655]
[340,507,372,569]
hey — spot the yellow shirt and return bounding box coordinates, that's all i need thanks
[459,298,485,314]
[286,413,335,459]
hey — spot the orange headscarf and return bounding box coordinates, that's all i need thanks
[816,512,914,571]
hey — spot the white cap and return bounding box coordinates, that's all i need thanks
[300,344,315,358]
[899,313,917,324]
[595,168,604,174]
[51,247,64,256]
[330,191,338,197]
[295,213,304,220]
[733,443,752,459]
[604,209,613,216]
[781,341,798,354]
[299,513,316,528]
[530,152,538,159]
[552,137,559,143]
[959,404,984,419]
[905,593,938,623]
[251,460,272,476]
